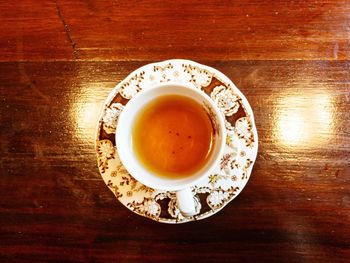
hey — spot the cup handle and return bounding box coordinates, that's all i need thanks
[176,188,197,217]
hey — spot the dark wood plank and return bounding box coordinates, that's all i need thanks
[1,0,350,61]
[1,61,349,262]
[0,1,74,61]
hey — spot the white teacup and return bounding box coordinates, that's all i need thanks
[116,82,226,217]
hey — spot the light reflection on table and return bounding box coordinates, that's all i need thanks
[275,90,334,149]
[71,83,108,142]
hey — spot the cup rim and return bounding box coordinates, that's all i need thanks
[115,82,226,191]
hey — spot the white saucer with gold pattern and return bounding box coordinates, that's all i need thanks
[95,59,258,223]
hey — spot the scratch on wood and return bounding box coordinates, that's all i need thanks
[333,42,339,60]
[54,0,79,59]
[17,63,51,103]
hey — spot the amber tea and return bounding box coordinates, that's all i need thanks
[132,95,215,178]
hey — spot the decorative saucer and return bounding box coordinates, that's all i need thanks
[95,59,258,223]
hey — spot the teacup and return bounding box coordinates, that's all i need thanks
[116,82,226,216]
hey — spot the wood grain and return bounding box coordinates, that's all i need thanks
[1,0,350,61]
[1,61,349,262]
[0,0,350,262]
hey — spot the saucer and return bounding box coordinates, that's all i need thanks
[95,59,258,223]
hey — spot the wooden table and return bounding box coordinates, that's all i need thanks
[1,1,349,262]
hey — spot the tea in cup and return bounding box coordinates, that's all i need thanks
[116,83,226,216]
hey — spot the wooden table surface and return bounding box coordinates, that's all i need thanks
[1,1,349,262]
